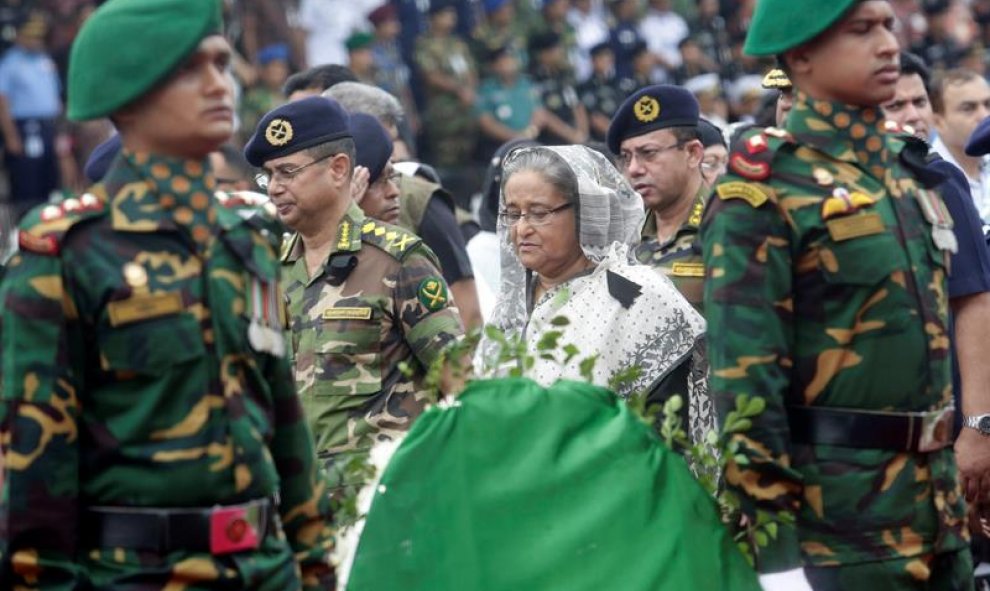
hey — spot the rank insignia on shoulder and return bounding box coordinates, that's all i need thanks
[745,134,768,155]
[716,182,770,208]
[729,153,770,180]
[18,231,59,255]
[764,127,792,140]
[821,187,875,220]
[418,277,449,312]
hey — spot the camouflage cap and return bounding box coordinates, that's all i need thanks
[743,0,856,56]
[761,68,792,90]
[67,0,223,121]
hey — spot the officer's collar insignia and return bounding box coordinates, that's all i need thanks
[633,96,660,123]
[418,277,449,312]
[821,187,874,220]
[265,118,294,147]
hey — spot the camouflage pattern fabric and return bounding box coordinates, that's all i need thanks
[701,94,968,576]
[577,75,623,141]
[281,201,463,478]
[238,86,284,145]
[0,152,334,590]
[413,35,478,168]
[636,184,709,313]
[805,549,973,590]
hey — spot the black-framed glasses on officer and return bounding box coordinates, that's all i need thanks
[255,152,336,190]
[498,203,573,227]
[618,141,687,168]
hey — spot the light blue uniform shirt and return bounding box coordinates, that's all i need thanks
[0,46,61,120]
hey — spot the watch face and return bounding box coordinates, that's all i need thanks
[979,416,990,433]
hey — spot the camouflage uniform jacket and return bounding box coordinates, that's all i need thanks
[281,201,463,460]
[635,183,708,312]
[0,152,334,590]
[702,96,966,573]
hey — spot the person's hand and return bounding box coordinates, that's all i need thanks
[457,87,476,107]
[350,165,370,203]
[955,427,990,503]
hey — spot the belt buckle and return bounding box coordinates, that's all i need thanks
[918,406,954,453]
[209,501,262,555]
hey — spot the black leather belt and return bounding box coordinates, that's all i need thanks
[84,497,275,555]
[788,405,954,453]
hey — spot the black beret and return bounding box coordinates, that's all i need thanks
[589,40,612,57]
[966,116,990,157]
[606,84,700,154]
[244,96,352,167]
[486,43,512,62]
[697,118,725,148]
[350,113,394,184]
[84,134,122,182]
[429,0,457,15]
[528,31,560,54]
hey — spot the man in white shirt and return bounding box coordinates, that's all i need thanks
[297,0,378,67]
[638,0,688,80]
[931,67,990,222]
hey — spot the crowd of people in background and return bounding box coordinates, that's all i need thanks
[1,0,989,228]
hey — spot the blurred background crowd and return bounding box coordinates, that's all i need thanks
[1,0,989,249]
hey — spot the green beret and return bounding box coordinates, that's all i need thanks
[743,0,856,56]
[67,0,223,121]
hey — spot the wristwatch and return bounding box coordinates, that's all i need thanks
[964,413,990,435]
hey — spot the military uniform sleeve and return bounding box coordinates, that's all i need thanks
[0,251,83,590]
[701,180,804,574]
[393,247,464,370]
[265,346,335,590]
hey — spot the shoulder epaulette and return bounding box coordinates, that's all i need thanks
[727,127,790,182]
[215,190,283,244]
[17,192,107,256]
[360,218,422,260]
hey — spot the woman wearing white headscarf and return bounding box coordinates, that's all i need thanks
[476,144,712,443]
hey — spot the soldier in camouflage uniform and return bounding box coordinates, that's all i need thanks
[0,1,335,589]
[413,0,478,170]
[244,96,464,489]
[578,41,623,142]
[607,84,709,312]
[702,1,971,589]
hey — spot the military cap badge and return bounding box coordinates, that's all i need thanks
[265,118,294,147]
[633,96,660,123]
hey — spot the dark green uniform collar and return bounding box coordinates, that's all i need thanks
[786,92,893,179]
[640,182,710,242]
[281,201,366,264]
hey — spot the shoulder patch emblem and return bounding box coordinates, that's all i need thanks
[728,153,770,181]
[716,181,770,208]
[418,277,449,312]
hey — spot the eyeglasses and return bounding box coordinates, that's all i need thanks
[255,152,335,190]
[701,156,728,172]
[498,203,573,227]
[618,141,685,168]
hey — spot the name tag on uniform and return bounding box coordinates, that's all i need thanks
[323,307,373,320]
[107,292,183,326]
[826,212,885,242]
[671,262,705,277]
